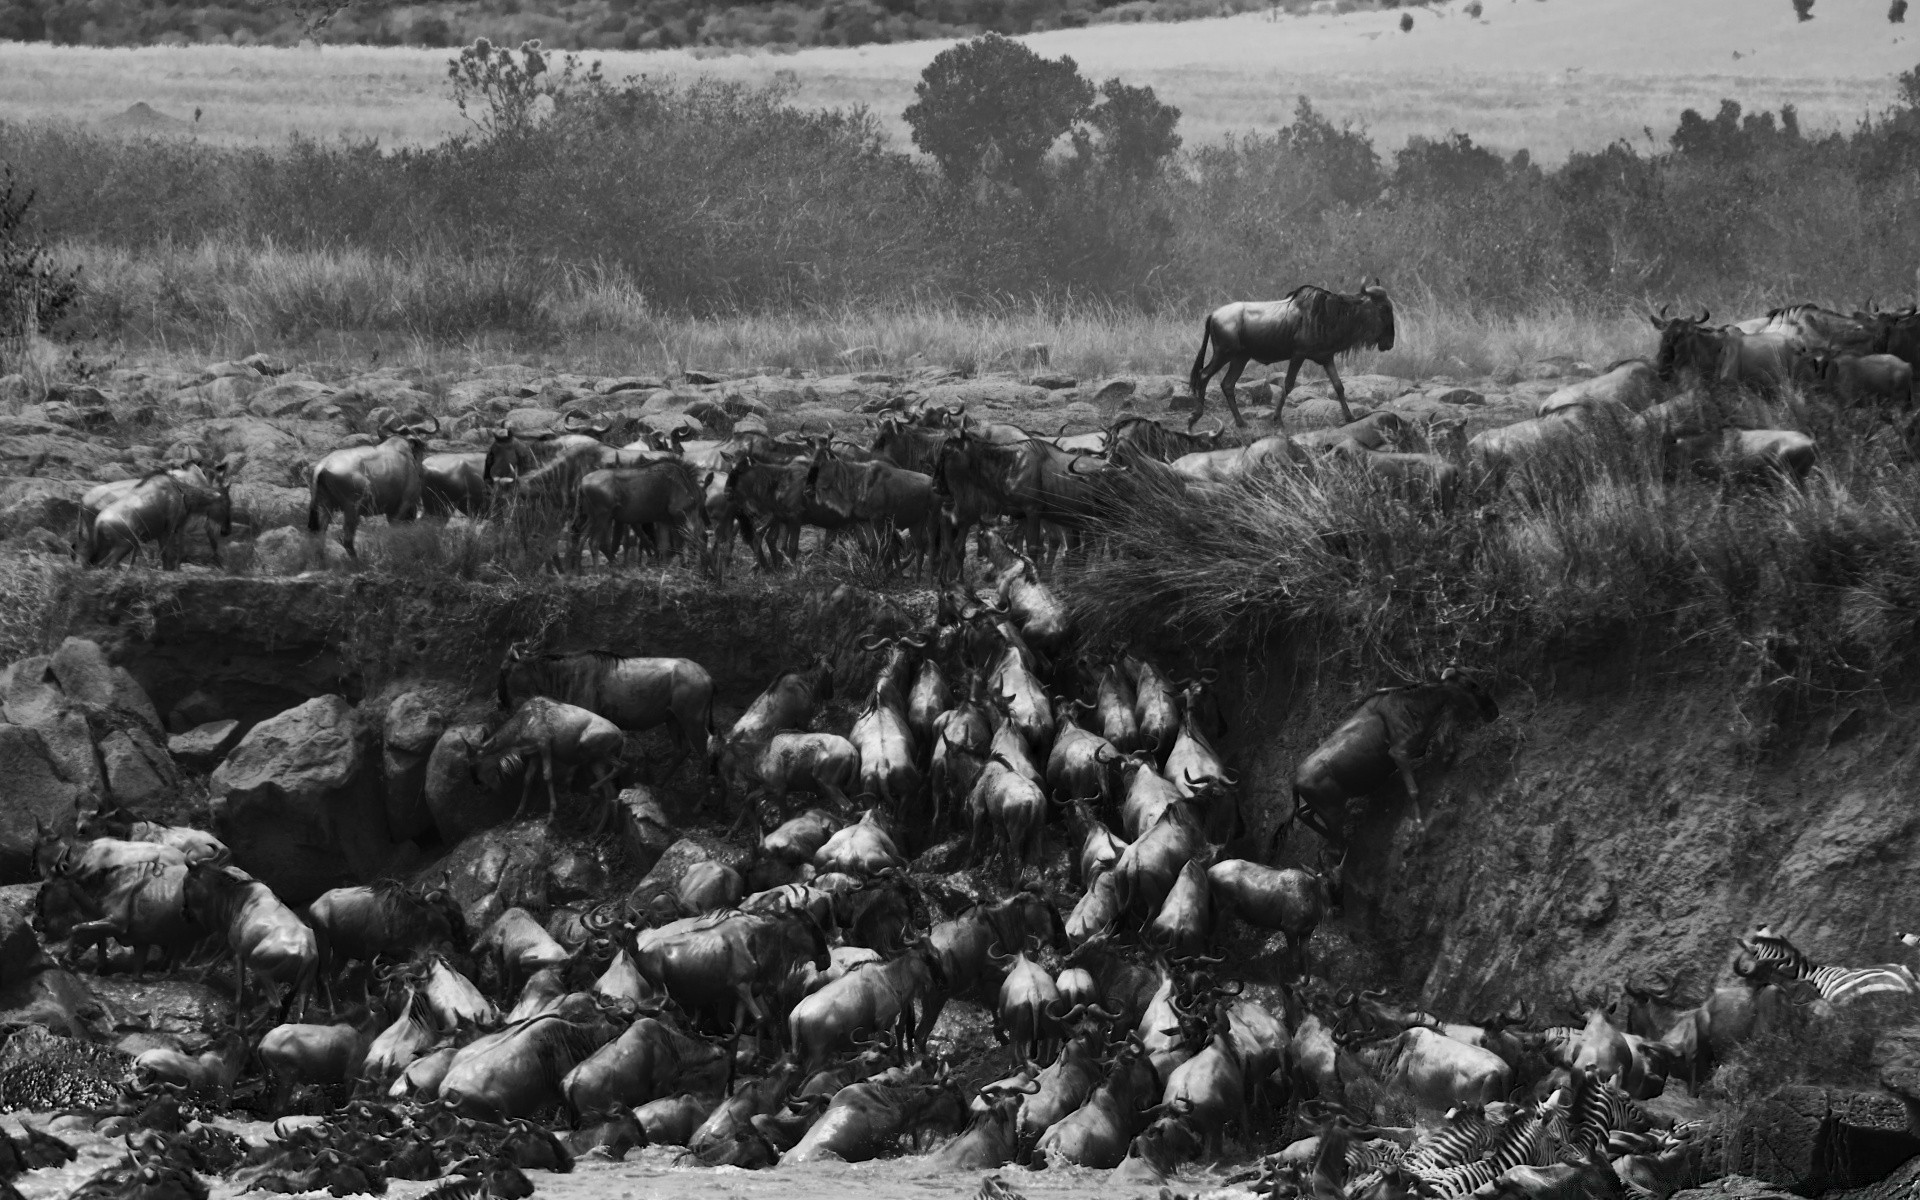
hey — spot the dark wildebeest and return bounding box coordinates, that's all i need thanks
[307,415,440,558]
[1280,667,1499,850]
[89,466,234,569]
[304,877,468,1008]
[1189,282,1397,429]
[501,645,716,784]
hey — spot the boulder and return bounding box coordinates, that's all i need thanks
[198,417,310,488]
[0,419,123,481]
[546,847,608,903]
[1429,387,1487,406]
[40,399,115,430]
[597,377,663,395]
[248,379,335,419]
[168,720,241,773]
[247,526,350,576]
[89,977,233,1034]
[0,885,47,986]
[99,729,173,807]
[0,727,83,882]
[433,821,552,932]
[615,787,677,876]
[383,692,447,843]
[202,374,264,412]
[1,656,104,799]
[1032,373,1078,391]
[241,353,288,376]
[684,370,726,386]
[205,360,262,380]
[625,836,749,922]
[209,695,394,904]
[51,637,163,737]
[0,477,88,540]
[500,408,562,435]
[1088,378,1137,407]
[228,483,308,534]
[425,723,517,843]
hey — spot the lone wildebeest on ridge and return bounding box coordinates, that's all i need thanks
[1189,282,1397,429]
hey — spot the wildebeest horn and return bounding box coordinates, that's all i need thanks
[413,414,441,435]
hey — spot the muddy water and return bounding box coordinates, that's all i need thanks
[5,1115,1258,1200]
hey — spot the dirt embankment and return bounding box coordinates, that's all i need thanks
[59,567,1920,1011]
[1224,643,1920,1013]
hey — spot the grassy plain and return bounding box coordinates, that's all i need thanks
[0,0,1913,159]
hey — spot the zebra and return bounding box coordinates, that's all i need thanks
[1401,1104,1500,1173]
[1743,926,1920,1004]
[1413,1091,1573,1196]
[1569,1064,1653,1151]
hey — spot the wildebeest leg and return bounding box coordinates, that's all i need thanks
[1217,357,1250,430]
[1389,745,1423,827]
[1321,357,1356,424]
[339,505,360,560]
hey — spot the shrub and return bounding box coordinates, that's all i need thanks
[0,168,77,372]
[903,33,1095,188]
[1895,0,1909,23]
[1079,77,1183,179]
[447,36,604,140]
[1793,0,1814,19]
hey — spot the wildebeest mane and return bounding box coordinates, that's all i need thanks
[1280,285,1390,358]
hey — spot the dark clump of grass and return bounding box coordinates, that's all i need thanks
[1063,401,1920,705]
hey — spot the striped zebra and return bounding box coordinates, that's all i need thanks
[1743,926,1920,1004]
[1401,1105,1499,1173]
[1413,1091,1572,1196]
[1569,1064,1652,1151]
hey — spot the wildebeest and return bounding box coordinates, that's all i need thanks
[470,697,627,832]
[1325,442,1462,514]
[1666,429,1818,489]
[807,455,938,577]
[1168,434,1306,484]
[420,451,490,517]
[482,421,617,506]
[1207,858,1339,976]
[1650,308,1796,392]
[560,1016,730,1116]
[79,462,232,567]
[1292,410,1413,454]
[1798,350,1914,410]
[1536,359,1659,418]
[568,460,712,572]
[437,1008,614,1119]
[1106,416,1229,466]
[33,859,200,977]
[1741,302,1881,355]
[304,878,466,1007]
[790,947,944,1070]
[180,864,319,1020]
[1351,1026,1512,1121]
[307,415,440,557]
[88,466,234,568]
[1189,282,1397,429]
[1284,668,1499,848]
[499,645,714,784]
[713,655,834,812]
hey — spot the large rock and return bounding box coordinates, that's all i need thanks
[249,379,336,419]
[382,692,446,843]
[168,720,241,773]
[1,656,103,799]
[918,380,1049,411]
[616,787,677,876]
[99,729,173,807]
[432,822,552,932]
[0,885,47,986]
[88,976,233,1034]
[209,695,393,904]
[247,526,349,575]
[1700,1087,1920,1194]
[197,417,310,488]
[0,418,122,481]
[51,637,163,738]
[625,836,748,924]
[0,727,82,883]
[0,478,88,540]
[425,723,517,842]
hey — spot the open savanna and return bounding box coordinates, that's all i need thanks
[1,0,1914,159]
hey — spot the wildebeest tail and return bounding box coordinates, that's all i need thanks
[1189,316,1214,401]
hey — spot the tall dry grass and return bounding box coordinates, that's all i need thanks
[1064,401,1920,703]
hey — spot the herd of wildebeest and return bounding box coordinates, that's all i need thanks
[64,285,1920,577]
[17,285,1920,1200]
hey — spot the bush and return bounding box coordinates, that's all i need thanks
[1079,77,1183,179]
[0,168,77,371]
[904,33,1095,188]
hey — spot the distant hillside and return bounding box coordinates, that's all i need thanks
[0,0,1386,50]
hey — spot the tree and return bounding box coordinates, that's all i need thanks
[1793,0,1814,19]
[903,33,1095,189]
[1080,78,1181,179]
[1399,12,1413,30]
[1894,0,1909,23]
[279,1,358,41]
[447,38,604,141]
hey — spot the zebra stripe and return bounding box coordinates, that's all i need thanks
[1402,1108,1496,1173]
[1347,1139,1404,1174]
[1745,928,1920,1003]
[1415,1159,1501,1197]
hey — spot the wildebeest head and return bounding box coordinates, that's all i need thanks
[484,428,542,485]
[31,873,99,940]
[1649,306,1726,382]
[1437,666,1499,722]
[1358,279,1396,352]
[385,415,441,457]
[560,409,615,439]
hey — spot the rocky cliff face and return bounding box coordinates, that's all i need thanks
[1225,646,1920,1013]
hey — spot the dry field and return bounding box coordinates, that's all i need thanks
[0,0,1914,158]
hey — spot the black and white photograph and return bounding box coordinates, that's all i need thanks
[1,2,1919,1198]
